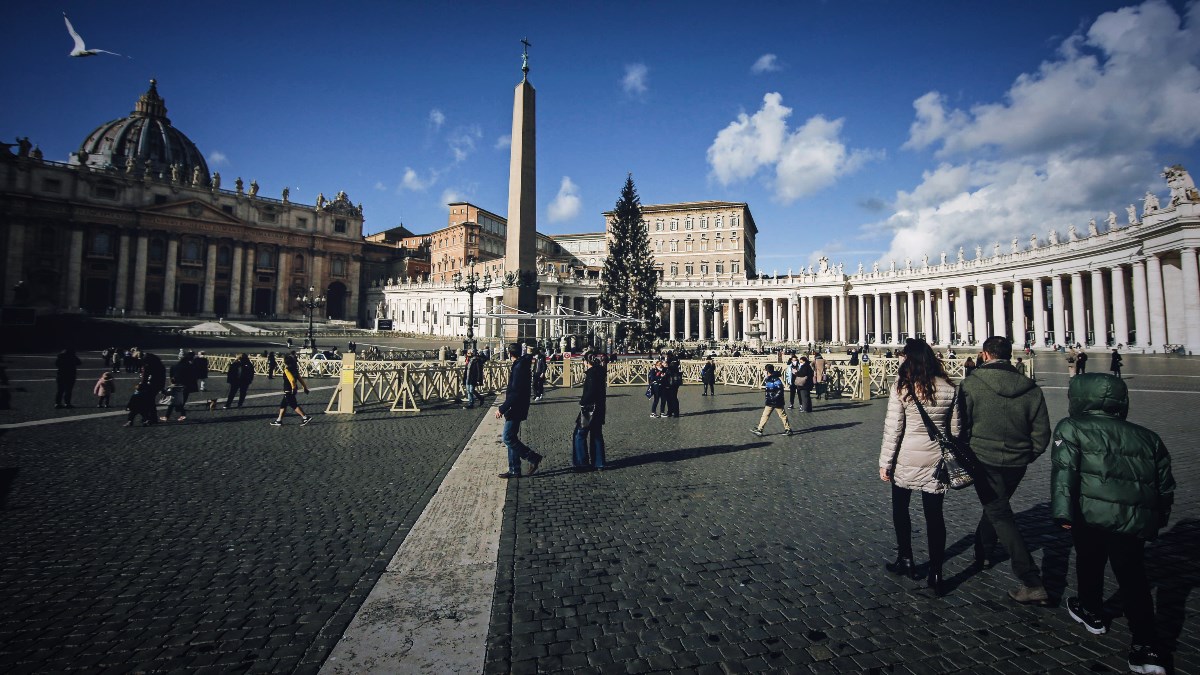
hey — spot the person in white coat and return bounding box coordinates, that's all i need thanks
[879,338,960,595]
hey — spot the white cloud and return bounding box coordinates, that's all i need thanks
[399,167,436,192]
[706,92,877,203]
[448,125,483,162]
[751,53,781,74]
[876,0,1200,264]
[373,181,387,191]
[548,176,582,223]
[495,134,511,150]
[441,187,469,205]
[208,150,228,165]
[428,108,445,130]
[622,63,648,96]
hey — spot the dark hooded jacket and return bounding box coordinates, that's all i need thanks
[1050,374,1174,539]
[499,354,533,422]
[958,359,1050,468]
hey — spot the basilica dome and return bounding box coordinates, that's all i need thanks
[73,79,210,185]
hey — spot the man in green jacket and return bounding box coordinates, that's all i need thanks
[1051,373,1174,675]
[959,336,1051,604]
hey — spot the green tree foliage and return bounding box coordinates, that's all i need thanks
[599,174,659,346]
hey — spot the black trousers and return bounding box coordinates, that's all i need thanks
[55,376,76,406]
[702,378,715,395]
[1072,524,1157,646]
[666,387,680,416]
[891,483,946,570]
[651,391,666,414]
[789,384,800,406]
[974,465,1042,586]
[226,383,250,408]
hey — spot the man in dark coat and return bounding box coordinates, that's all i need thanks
[663,352,682,417]
[1051,373,1173,674]
[496,343,542,478]
[125,351,165,426]
[163,353,200,421]
[700,357,716,396]
[194,351,210,392]
[959,336,1052,605]
[54,348,81,408]
[224,354,255,409]
[573,354,607,470]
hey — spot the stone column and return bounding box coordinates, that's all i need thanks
[857,295,867,344]
[683,298,692,341]
[1146,255,1168,348]
[1180,248,1200,351]
[835,295,845,343]
[229,245,243,316]
[132,234,148,313]
[1031,278,1045,347]
[904,291,916,340]
[114,232,130,311]
[888,293,900,344]
[65,229,84,311]
[787,295,797,342]
[668,298,677,339]
[242,244,255,317]
[1011,281,1026,345]
[937,290,952,346]
[806,296,815,343]
[972,286,986,344]
[698,299,707,341]
[502,74,538,341]
[991,283,1007,339]
[3,222,25,304]
[1111,266,1129,347]
[956,286,970,343]
[921,291,933,342]
[1090,269,1107,347]
[1070,272,1087,346]
[872,294,883,345]
[1051,275,1066,347]
[162,238,179,314]
[742,299,751,341]
[274,248,290,318]
[346,256,361,322]
[1131,259,1150,347]
[203,241,217,315]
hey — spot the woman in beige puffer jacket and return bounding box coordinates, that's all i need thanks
[878,338,960,595]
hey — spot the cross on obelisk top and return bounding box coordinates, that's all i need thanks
[521,37,531,80]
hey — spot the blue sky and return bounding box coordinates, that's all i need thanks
[5,1,1200,273]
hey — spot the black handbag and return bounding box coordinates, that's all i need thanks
[578,404,596,430]
[913,394,976,490]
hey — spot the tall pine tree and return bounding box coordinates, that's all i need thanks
[599,174,660,347]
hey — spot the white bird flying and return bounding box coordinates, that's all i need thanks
[63,12,129,58]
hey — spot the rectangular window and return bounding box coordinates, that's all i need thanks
[296,217,308,228]
[701,240,709,252]
[685,218,693,230]
[716,263,725,274]
[670,219,678,231]
[260,212,277,223]
[732,262,740,274]
[701,264,709,275]
[670,264,678,276]
[42,178,62,193]
[335,218,347,233]
[685,264,694,275]
[655,220,663,231]
[700,217,708,229]
[685,241,693,252]
[222,205,234,214]
[669,241,678,252]
[95,186,118,200]
[154,194,168,205]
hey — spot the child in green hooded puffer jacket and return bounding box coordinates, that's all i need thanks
[1051,373,1174,675]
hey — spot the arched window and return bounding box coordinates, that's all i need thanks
[256,247,274,269]
[294,254,305,272]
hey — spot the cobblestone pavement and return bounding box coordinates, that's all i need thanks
[0,364,489,674]
[486,356,1200,674]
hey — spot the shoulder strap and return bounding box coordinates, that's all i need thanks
[912,397,941,442]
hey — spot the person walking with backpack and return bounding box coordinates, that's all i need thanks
[878,338,959,595]
[959,336,1052,605]
[752,364,791,437]
[1110,349,1123,378]
[224,354,255,409]
[700,357,716,396]
[1051,373,1174,675]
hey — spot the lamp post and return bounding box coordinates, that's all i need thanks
[451,256,491,352]
[296,286,325,353]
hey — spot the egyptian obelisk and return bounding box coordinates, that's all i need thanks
[503,38,537,343]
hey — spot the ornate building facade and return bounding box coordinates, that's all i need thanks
[1,81,366,321]
[369,169,1200,353]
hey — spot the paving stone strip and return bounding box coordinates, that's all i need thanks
[320,403,508,674]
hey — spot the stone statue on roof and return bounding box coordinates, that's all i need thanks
[170,164,180,183]
[1030,233,1039,249]
[1011,238,1019,253]
[1143,191,1159,214]
[922,253,929,267]
[1127,204,1138,225]
[1087,218,1098,237]
[282,187,290,202]
[993,242,1000,257]
[940,250,947,265]
[212,172,221,190]
[1068,223,1078,241]
[818,256,829,273]
[904,257,912,271]
[857,262,864,275]
[1107,211,1117,231]
[975,245,982,259]
[317,192,326,209]
[16,137,31,157]
[1048,228,1059,245]
[1164,165,1199,205]
[248,180,259,197]
[235,177,244,194]
[872,261,879,274]
[957,246,964,263]
[191,165,202,187]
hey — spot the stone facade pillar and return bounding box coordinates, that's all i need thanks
[806,296,815,343]
[668,298,677,339]
[1146,255,1168,349]
[242,244,256,317]
[66,228,84,311]
[956,286,970,343]
[114,232,130,311]
[857,295,867,344]
[132,234,148,313]
[162,238,179,314]
[203,241,217,315]
[1090,269,1107,347]
[1131,259,1150,347]
[347,257,361,322]
[1031,278,1045,348]
[888,293,900,344]
[872,294,883,345]
[1051,275,1066,347]
[835,295,845,343]
[1069,272,1086,346]
[274,248,290,318]
[921,290,933,342]
[1011,280,1026,345]
[1180,248,1200,351]
[972,286,986,344]
[4,222,25,304]
[229,245,243,316]
[938,290,952,346]
[904,291,916,340]
[1111,266,1129,347]
[742,299,751,341]
[698,299,707,341]
[991,283,1007,340]
[683,298,692,341]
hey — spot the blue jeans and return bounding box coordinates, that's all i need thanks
[465,383,477,407]
[502,419,539,474]
[573,424,605,469]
